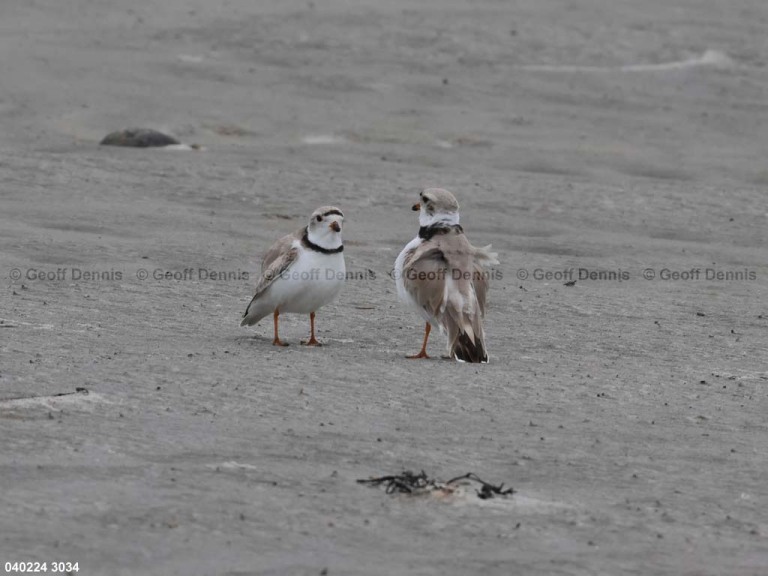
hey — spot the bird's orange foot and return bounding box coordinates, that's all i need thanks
[301,337,322,347]
[406,351,430,359]
[272,338,289,347]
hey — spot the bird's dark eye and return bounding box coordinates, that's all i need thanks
[316,215,322,222]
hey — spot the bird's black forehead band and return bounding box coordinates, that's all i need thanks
[322,209,344,218]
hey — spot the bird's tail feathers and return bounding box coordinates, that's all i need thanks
[452,330,489,363]
[240,297,270,327]
[445,306,489,364]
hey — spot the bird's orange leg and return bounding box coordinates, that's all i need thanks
[302,311,321,346]
[272,309,288,346]
[407,323,431,359]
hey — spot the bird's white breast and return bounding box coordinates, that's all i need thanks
[394,236,424,311]
[269,243,345,314]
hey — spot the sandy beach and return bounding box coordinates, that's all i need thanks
[2,0,767,574]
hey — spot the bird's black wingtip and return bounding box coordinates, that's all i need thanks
[453,332,488,364]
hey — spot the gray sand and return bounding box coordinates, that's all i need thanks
[1,0,767,574]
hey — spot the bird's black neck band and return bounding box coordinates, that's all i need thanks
[302,228,344,254]
[418,224,464,241]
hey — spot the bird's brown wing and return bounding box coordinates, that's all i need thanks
[241,230,302,320]
[401,244,450,320]
[472,261,489,316]
[470,243,498,316]
[260,228,304,273]
[439,234,483,344]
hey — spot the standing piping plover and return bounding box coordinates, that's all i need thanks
[241,206,345,346]
[394,188,498,362]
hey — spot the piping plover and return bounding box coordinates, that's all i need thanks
[394,188,498,362]
[241,206,345,346]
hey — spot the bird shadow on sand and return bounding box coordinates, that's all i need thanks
[230,333,275,346]
[229,334,333,348]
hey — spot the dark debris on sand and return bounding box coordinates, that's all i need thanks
[100,128,180,148]
[357,470,515,499]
